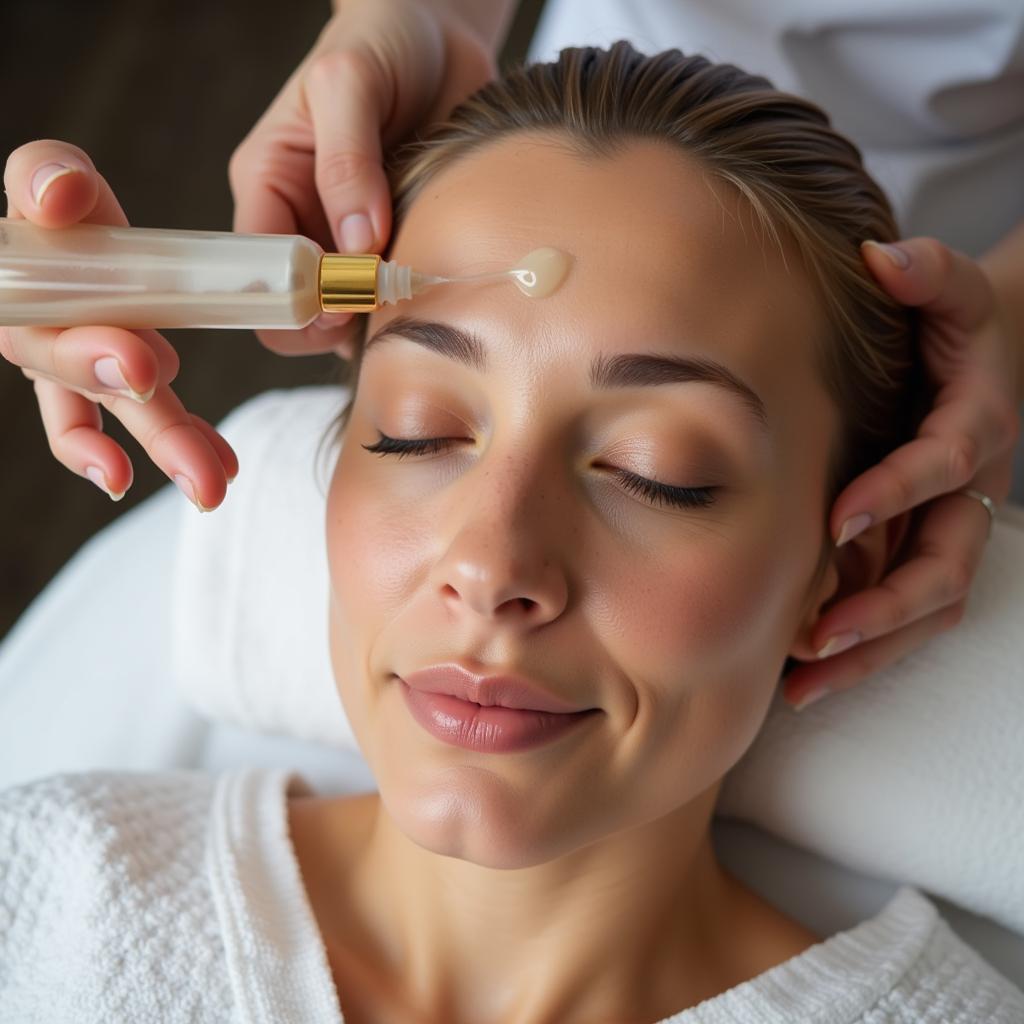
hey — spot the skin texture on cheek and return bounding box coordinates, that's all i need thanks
[586,505,811,789]
[325,469,426,685]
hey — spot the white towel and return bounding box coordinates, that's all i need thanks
[171,386,1024,936]
[171,386,355,751]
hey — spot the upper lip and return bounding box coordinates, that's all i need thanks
[400,662,593,714]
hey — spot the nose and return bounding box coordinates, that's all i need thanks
[429,465,570,627]
[438,549,567,624]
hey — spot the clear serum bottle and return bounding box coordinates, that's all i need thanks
[0,220,442,329]
[0,219,573,328]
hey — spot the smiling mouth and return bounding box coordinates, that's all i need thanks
[399,680,601,753]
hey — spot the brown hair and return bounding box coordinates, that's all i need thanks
[316,40,928,584]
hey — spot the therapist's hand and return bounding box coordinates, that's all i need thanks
[784,236,1021,710]
[1,140,239,512]
[228,0,497,358]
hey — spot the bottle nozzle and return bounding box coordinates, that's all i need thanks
[318,246,572,311]
[318,253,445,310]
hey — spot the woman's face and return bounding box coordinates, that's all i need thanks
[325,132,840,867]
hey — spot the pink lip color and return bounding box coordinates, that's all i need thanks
[400,679,598,753]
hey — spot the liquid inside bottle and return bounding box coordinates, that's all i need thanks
[0,220,327,329]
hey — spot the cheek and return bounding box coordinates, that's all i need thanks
[584,510,808,805]
[587,519,792,693]
[325,451,437,754]
[326,454,427,638]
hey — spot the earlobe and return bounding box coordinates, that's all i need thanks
[787,510,912,662]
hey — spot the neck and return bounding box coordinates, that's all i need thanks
[303,783,786,1024]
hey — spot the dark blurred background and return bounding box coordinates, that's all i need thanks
[0,0,546,643]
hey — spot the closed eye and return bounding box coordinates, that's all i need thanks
[360,432,718,511]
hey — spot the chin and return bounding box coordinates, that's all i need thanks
[374,773,605,870]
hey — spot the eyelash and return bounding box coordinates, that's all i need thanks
[360,432,717,510]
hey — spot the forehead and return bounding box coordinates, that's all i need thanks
[367,133,827,396]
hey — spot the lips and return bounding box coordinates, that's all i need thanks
[399,680,598,754]
[399,662,591,714]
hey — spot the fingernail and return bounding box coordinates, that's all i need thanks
[93,355,129,389]
[836,512,872,547]
[816,630,862,659]
[863,239,911,270]
[125,383,155,403]
[174,473,213,513]
[84,464,125,501]
[339,212,374,253]
[791,685,830,712]
[314,310,354,330]
[31,163,80,207]
[93,356,154,403]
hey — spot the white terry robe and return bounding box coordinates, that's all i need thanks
[2,768,1023,1023]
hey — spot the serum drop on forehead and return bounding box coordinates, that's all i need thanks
[411,246,573,299]
[506,247,573,297]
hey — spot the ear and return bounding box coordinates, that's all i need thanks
[787,510,914,661]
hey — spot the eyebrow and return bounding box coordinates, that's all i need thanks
[363,316,769,433]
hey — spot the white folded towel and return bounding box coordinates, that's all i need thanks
[171,386,356,751]
[171,386,1024,936]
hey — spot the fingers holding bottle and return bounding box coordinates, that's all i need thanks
[4,139,185,396]
[3,139,237,509]
[2,324,168,404]
[30,370,238,511]
[4,139,128,228]
[227,0,489,359]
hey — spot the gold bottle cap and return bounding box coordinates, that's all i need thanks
[319,253,380,312]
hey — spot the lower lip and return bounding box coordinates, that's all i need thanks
[400,679,598,753]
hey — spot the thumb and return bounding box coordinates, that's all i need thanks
[860,237,995,334]
[304,50,394,254]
